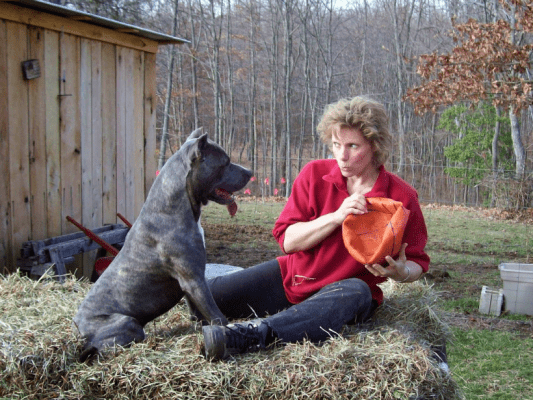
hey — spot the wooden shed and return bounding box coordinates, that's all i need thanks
[0,0,188,276]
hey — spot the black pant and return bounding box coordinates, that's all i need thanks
[207,259,376,343]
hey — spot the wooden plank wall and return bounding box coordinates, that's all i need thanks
[0,20,12,270]
[45,30,61,239]
[0,19,158,276]
[7,21,32,272]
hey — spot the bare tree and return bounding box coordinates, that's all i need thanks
[381,0,419,175]
[158,0,180,171]
[199,0,225,144]
[263,0,282,192]
[186,0,203,129]
[281,0,296,196]
[247,0,260,175]
[144,0,529,205]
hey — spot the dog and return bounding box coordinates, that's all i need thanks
[73,128,252,361]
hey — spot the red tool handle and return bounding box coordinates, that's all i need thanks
[66,216,120,256]
[116,213,132,228]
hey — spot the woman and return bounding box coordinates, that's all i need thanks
[202,96,430,361]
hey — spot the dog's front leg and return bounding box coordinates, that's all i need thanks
[179,276,228,326]
[184,296,207,324]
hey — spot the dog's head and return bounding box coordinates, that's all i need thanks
[184,128,252,215]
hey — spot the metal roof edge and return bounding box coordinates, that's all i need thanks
[2,0,190,44]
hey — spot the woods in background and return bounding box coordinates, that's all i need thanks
[52,0,533,207]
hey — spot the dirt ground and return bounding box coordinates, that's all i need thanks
[203,222,533,337]
[204,223,282,267]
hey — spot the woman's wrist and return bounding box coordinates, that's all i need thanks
[396,261,423,283]
[397,264,411,283]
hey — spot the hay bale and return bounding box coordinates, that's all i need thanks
[0,273,463,399]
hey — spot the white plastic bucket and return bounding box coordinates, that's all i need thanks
[498,263,533,315]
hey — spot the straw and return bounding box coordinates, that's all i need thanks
[0,272,462,399]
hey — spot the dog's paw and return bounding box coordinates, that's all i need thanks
[79,345,99,363]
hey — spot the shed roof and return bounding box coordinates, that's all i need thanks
[1,0,189,45]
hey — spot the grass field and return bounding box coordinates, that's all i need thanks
[450,328,533,400]
[1,199,531,399]
[424,206,533,400]
[202,199,533,400]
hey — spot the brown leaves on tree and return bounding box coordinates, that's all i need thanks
[405,0,533,114]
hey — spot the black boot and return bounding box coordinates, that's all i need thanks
[202,319,274,361]
[431,343,449,374]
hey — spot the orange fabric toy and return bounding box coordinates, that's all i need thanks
[342,197,410,265]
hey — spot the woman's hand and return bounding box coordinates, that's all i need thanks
[332,193,368,225]
[284,193,368,253]
[364,243,423,283]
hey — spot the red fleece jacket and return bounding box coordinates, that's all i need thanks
[272,159,430,305]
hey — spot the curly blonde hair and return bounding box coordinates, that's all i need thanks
[316,96,392,167]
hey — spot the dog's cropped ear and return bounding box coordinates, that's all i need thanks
[190,133,209,161]
[196,133,208,151]
[186,127,204,141]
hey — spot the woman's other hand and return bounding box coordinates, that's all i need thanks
[364,243,423,283]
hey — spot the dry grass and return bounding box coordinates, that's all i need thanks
[0,272,462,399]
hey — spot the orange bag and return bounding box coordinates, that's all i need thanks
[342,197,410,265]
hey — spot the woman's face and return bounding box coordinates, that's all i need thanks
[331,125,376,178]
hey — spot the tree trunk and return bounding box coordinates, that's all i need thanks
[492,106,501,173]
[298,0,311,173]
[187,0,200,129]
[268,0,281,192]
[389,0,415,176]
[430,113,437,202]
[283,0,294,197]
[225,0,235,152]
[491,106,501,206]
[248,0,259,179]
[203,0,224,144]
[157,0,179,171]
[507,4,526,181]
[509,107,526,180]
[360,0,368,93]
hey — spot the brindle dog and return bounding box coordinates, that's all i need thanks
[73,128,252,361]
